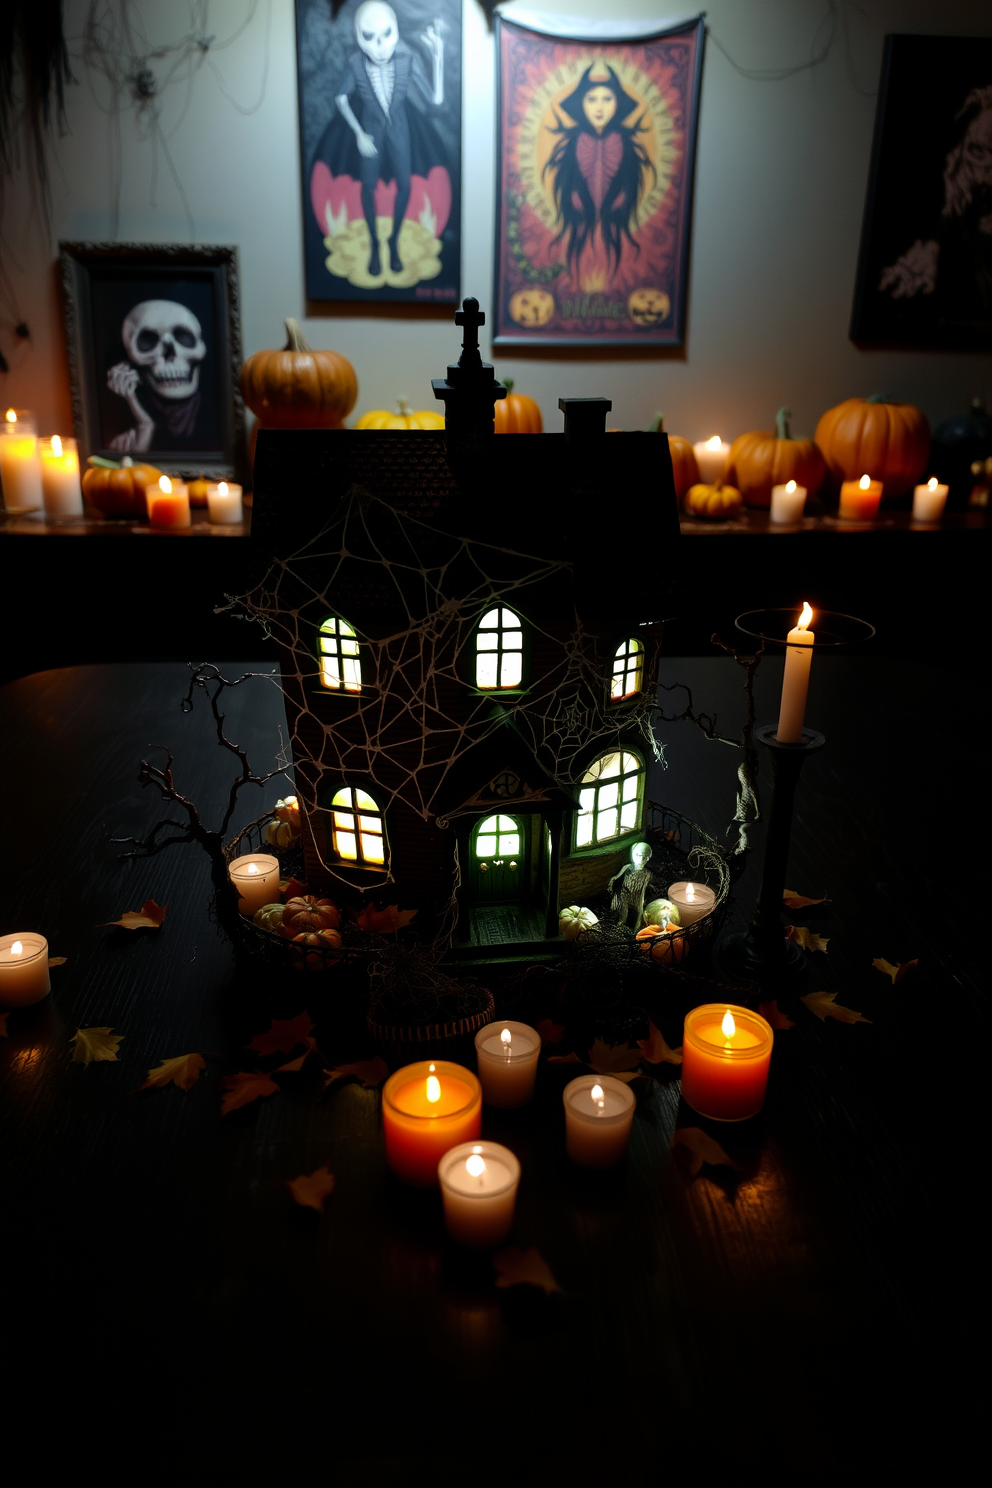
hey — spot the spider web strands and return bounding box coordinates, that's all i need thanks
[230,487,664,888]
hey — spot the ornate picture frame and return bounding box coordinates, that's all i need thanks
[493,12,704,348]
[60,241,246,479]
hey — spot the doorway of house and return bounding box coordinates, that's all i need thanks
[468,813,527,904]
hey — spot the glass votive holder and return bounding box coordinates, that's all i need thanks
[207,480,243,524]
[0,409,43,511]
[228,853,280,914]
[438,1140,521,1247]
[382,1061,482,1187]
[563,1074,636,1169]
[39,436,84,519]
[474,1019,541,1107]
[681,1003,774,1122]
[0,932,51,1007]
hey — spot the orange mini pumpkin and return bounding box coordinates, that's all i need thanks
[187,475,211,508]
[642,414,699,498]
[81,460,162,519]
[493,379,543,433]
[683,482,744,520]
[240,318,357,430]
[727,409,826,509]
[636,924,688,965]
[281,896,341,936]
[814,395,931,499]
[355,399,445,430]
[290,927,343,970]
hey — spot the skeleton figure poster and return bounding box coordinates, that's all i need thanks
[494,13,704,347]
[297,0,461,304]
[60,243,245,479]
[851,35,992,350]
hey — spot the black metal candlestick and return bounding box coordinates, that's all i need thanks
[721,723,825,980]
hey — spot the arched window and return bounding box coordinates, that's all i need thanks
[474,814,521,860]
[475,606,524,690]
[576,750,644,847]
[611,637,644,700]
[330,787,385,865]
[319,617,361,692]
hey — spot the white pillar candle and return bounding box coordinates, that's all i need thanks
[39,435,84,518]
[228,853,280,914]
[0,409,43,511]
[776,601,814,744]
[563,1074,636,1169]
[207,480,244,525]
[667,880,717,926]
[438,1141,521,1247]
[912,477,949,522]
[0,932,51,1007]
[839,474,882,521]
[474,1020,541,1108]
[769,478,807,525]
[147,475,191,529]
[693,435,730,485]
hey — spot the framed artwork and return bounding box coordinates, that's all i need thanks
[493,12,704,348]
[851,34,992,350]
[296,0,462,305]
[60,242,246,479]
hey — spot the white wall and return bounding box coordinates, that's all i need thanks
[3,0,991,443]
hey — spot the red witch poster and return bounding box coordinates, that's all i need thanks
[493,14,704,347]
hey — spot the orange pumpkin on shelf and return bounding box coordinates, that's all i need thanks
[683,482,744,520]
[187,475,211,508]
[281,896,341,937]
[726,409,826,509]
[814,395,931,499]
[81,459,161,519]
[290,928,343,970]
[355,399,445,430]
[636,923,688,965]
[644,413,699,498]
[493,379,543,433]
[240,318,357,430]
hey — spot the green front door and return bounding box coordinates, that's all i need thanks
[469,814,527,905]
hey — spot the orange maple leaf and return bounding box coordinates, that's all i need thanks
[71,1027,123,1064]
[276,1038,319,1072]
[800,991,871,1025]
[47,956,68,967]
[354,904,417,934]
[280,877,308,902]
[637,1020,682,1065]
[286,1166,336,1212]
[782,889,828,911]
[546,1051,583,1067]
[323,1056,389,1088]
[220,1070,280,1115]
[672,1127,741,1178]
[535,1019,565,1045]
[247,1012,314,1056]
[786,925,830,953]
[872,957,918,984]
[99,899,167,930]
[758,999,796,1031]
[494,1247,563,1294]
[549,1040,642,1082]
[140,1052,207,1091]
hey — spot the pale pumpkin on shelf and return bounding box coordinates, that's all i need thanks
[814,394,930,499]
[683,482,743,520]
[727,408,826,509]
[559,905,599,940]
[355,399,445,430]
[240,318,357,430]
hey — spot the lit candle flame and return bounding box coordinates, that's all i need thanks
[686,882,696,903]
[859,474,871,490]
[51,435,62,458]
[426,1073,441,1103]
[722,1010,736,1039]
[218,481,228,496]
[11,940,23,956]
[928,477,938,490]
[785,479,796,494]
[465,1153,486,1178]
[159,475,172,494]
[500,1026,512,1057]
[247,862,259,876]
[591,1082,605,1113]
[797,601,813,631]
[5,408,16,424]
[706,435,723,450]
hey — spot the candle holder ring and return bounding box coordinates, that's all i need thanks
[734,608,875,649]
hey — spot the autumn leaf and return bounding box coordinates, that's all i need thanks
[637,1020,682,1065]
[220,1070,280,1115]
[535,1018,565,1045]
[247,1012,314,1056]
[672,1127,741,1179]
[786,925,830,953]
[783,889,828,911]
[586,1038,643,1080]
[286,1166,336,1212]
[0,1013,8,1037]
[758,999,796,1031]
[277,1038,319,1073]
[71,1027,123,1064]
[355,903,418,934]
[99,899,167,930]
[494,1247,563,1294]
[140,1052,207,1091]
[280,877,307,902]
[323,1056,389,1088]
[547,1051,583,1067]
[800,991,872,1025]
[48,956,68,968]
[873,957,918,984]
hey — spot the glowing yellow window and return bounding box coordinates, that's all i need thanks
[475,606,524,689]
[611,637,644,699]
[319,617,362,692]
[330,787,385,865]
[575,750,644,847]
[474,814,521,859]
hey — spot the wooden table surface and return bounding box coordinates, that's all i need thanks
[0,656,984,1482]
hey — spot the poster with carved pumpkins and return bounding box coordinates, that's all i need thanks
[493,14,704,347]
[296,0,461,304]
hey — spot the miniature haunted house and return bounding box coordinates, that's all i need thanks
[244,299,681,964]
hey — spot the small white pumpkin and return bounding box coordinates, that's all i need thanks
[253,902,286,933]
[559,904,599,941]
[265,818,298,850]
[643,898,682,929]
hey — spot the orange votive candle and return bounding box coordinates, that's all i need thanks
[147,474,191,528]
[681,1004,774,1122]
[838,474,882,521]
[382,1060,482,1186]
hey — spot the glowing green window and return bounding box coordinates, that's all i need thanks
[475,607,524,690]
[319,617,361,692]
[330,787,384,865]
[611,637,644,700]
[474,814,521,859]
[575,751,644,848]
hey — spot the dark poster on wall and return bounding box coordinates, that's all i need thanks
[493,13,704,348]
[851,34,992,350]
[296,0,461,305]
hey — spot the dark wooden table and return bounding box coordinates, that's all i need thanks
[1,656,984,1482]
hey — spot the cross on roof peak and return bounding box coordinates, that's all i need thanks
[455,297,484,352]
